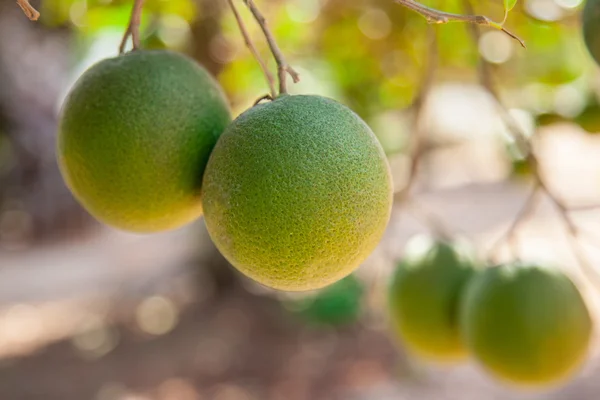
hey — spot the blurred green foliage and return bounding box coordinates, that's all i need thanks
[36,0,600,160]
[41,0,196,30]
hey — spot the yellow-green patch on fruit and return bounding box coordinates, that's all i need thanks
[58,50,231,232]
[201,95,393,292]
[460,263,592,387]
[388,235,478,363]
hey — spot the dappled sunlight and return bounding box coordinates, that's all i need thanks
[135,296,179,336]
[157,378,201,400]
[72,314,120,359]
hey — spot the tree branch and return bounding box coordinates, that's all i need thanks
[395,26,438,201]
[463,0,600,283]
[227,0,277,99]
[393,0,525,48]
[391,28,456,241]
[243,0,300,95]
[567,204,600,212]
[119,0,145,54]
[549,193,600,288]
[16,0,40,21]
[406,199,455,241]
[488,184,541,262]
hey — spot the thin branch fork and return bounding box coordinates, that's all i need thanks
[406,200,455,241]
[567,204,600,212]
[243,0,299,95]
[227,0,277,98]
[119,0,145,54]
[541,178,600,288]
[463,3,532,158]
[393,0,525,48]
[488,184,542,262]
[17,0,40,21]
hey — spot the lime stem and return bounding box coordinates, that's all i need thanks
[227,0,277,98]
[16,0,40,20]
[119,0,145,54]
[243,0,300,95]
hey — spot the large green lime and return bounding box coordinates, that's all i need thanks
[460,263,592,387]
[202,95,393,291]
[388,235,478,363]
[58,50,231,232]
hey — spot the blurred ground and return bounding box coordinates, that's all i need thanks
[0,123,599,400]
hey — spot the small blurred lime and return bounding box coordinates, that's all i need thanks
[285,274,364,326]
[388,235,479,363]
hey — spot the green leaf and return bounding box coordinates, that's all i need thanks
[504,0,518,13]
[503,0,518,23]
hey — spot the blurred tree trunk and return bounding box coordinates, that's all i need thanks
[190,0,239,293]
[191,0,226,76]
[0,1,93,245]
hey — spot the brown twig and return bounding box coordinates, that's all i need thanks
[243,0,300,95]
[16,0,40,20]
[119,0,145,54]
[463,0,531,160]
[393,0,525,48]
[253,93,274,106]
[227,0,277,98]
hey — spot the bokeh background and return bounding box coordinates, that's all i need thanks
[1,0,600,398]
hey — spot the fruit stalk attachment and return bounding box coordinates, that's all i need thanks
[16,0,40,20]
[393,0,525,48]
[119,0,145,54]
[242,0,300,95]
[227,0,277,98]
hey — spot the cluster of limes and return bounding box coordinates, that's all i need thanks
[387,234,593,389]
[57,50,393,292]
[55,6,600,388]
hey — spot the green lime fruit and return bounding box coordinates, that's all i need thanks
[57,50,231,233]
[460,263,592,387]
[387,235,479,363]
[583,0,600,66]
[286,274,364,327]
[202,95,393,292]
